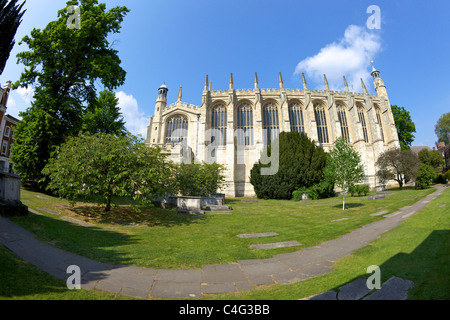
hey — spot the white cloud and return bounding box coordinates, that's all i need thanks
[16,86,35,105]
[115,91,149,138]
[294,25,382,92]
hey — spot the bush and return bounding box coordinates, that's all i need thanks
[349,184,370,197]
[292,181,336,201]
[415,163,436,189]
[434,173,445,184]
[443,170,450,183]
[176,162,226,197]
[292,187,308,201]
[250,131,327,199]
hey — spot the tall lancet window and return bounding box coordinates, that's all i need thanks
[314,103,329,144]
[358,106,369,143]
[375,106,385,142]
[211,104,227,146]
[237,103,254,146]
[336,104,350,143]
[289,102,304,134]
[165,115,188,144]
[262,102,280,145]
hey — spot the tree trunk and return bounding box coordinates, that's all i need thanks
[105,195,111,212]
[342,193,346,210]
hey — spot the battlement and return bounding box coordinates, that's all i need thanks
[165,102,198,111]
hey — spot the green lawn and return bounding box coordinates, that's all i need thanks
[1,186,448,300]
[10,187,436,270]
[212,187,450,300]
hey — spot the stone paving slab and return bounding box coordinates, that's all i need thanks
[155,269,202,282]
[240,260,289,277]
[307,290,337,300]
[202,268,247,283]
[338,277,372,300]
[59,216,95,227]
[307,276,414,300]
[250,241,301,250]
[201,283,237,294]
[37,207,60,215]
[151,282,202,299]
[364,276,414,300]
[237,232,278,239]
[331,218,349,222]
[370,210,389,217]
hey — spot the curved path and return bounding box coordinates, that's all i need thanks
[0,186,446,299]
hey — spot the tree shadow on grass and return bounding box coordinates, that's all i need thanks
[1,213,138,299]
[313,230,449,300]
[69,204,207,228]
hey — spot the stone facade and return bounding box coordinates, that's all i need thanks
[145,66,400,197]
[0,81,20,174]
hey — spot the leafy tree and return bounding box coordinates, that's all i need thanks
[0,0,26,75]
[43,132,176,212]
[415,163,436,189]
[250,131,327,200]
[435,112,450,145]
[417,148,444,171]
[176,162,226,197]
[10,0,129,187]
[324,137,365,210]
[391,105,416,151]
[376,168,394,189]
[83,90,126,135]
[376,148,419,189]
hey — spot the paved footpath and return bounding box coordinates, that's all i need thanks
[0,186,446,299]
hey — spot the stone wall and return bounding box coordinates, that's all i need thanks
[146,73,400,197]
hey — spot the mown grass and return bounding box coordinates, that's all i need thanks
[10,187,436,270]
[1,186,447,300]
[209,187,450,300]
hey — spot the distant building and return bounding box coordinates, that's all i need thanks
[146,65,400,197]
[410,145,431,154]
[0,81,20,174]
[436,141,450,172]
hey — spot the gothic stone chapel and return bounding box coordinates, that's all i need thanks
[145,66,400,197]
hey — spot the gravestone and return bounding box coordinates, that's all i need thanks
[368,193,386,200]
[237,232,278,239]
[250,241,301,250]
[0,173,28,217]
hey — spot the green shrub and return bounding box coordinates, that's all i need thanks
[434,173,445,184]
[292,181,335,201]
[415,164,436,189]
[250,131,327,200]
[349,184,370,196]
[176,162,226,197]
[443,170,450,183]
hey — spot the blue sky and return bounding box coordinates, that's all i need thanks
[2,0,450,148]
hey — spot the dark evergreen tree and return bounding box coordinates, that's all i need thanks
[0,0,26,75]
[250,131,327,199]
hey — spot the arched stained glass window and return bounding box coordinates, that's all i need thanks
[211,104,227,146]
[289,103,304,134]
[375,106,385,142]
[358,106,369,143]
[237,103,254,146]
[336,104,350,143]
[165,115,188,144]
[314,103,329,143]
[262,102,279,145]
